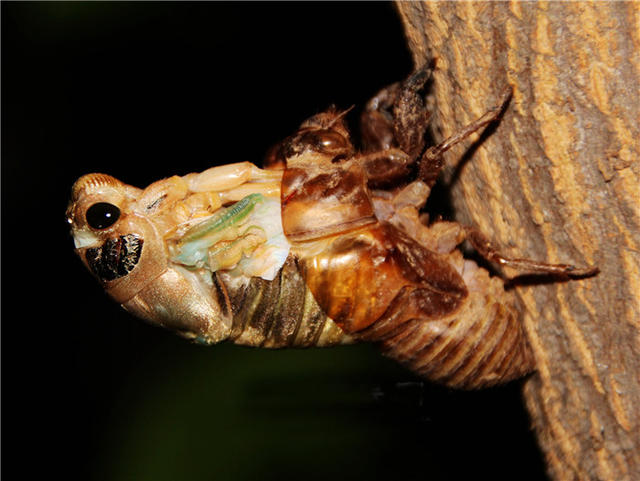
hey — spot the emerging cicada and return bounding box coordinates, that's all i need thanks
[66,66,596,389]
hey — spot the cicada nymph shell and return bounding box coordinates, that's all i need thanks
[67,66,596,389]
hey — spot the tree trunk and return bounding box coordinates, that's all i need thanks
[396,2,639,480]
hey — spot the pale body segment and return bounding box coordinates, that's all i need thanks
[67,162,350,347]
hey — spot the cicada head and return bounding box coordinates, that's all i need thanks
[66,174,149,289]
[66,173,233,344]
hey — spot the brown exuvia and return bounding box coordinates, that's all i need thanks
[66,65,597,389]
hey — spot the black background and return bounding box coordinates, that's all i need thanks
[3,3,546,480]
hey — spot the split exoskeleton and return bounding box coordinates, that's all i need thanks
[67,66,596,389]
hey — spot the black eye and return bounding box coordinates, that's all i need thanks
[86,202,121,230]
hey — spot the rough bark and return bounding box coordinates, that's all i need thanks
[396,2,639,480]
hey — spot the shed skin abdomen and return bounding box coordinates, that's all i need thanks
[373,275,535,389]
[294,222,534,389]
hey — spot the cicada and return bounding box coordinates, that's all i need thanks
[66,66,596,389]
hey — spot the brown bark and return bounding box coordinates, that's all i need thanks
[396,2,639,480]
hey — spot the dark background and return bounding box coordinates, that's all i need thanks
[3,3,546,480]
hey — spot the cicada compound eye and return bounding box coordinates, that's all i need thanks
[86,202,121,230]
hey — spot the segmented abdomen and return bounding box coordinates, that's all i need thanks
[368,274,534,389]
[224,257,353,348]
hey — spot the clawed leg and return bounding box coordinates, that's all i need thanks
[360,81,400,152]
[360,63,512,190]
[464,227,599,278]
[392,66,433,160]
[418,87,513,186]
[360,61,434,157]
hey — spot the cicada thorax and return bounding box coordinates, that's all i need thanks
[280,163,377,242]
